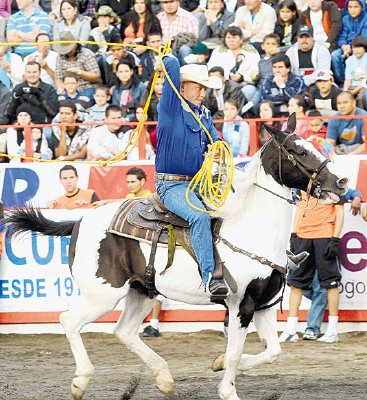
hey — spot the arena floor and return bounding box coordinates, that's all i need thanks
[0,330,366,400]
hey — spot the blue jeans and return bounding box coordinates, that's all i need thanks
[303,271,327,336]
[156,179,215,286]
[331,49,345,84]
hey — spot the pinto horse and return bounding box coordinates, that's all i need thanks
[5,116,348,400]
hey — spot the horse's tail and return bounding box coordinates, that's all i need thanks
[4,207,77,237]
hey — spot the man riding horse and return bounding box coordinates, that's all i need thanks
[154,54,307,301]
[154,54,229,299]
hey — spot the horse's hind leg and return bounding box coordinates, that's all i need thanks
[60,295,122,400]
[114,289,175,397]
[238,307,282,371]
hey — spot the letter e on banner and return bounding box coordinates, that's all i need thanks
[340,231,367,272]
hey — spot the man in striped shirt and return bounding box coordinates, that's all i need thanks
[6,0,51,57]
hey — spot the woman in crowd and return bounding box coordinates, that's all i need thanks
[257,100,279,146]
[53,0,91,43]
[111,59,148,122]
[274,0,299,50]
[120,0,161,52]
[207,26,260,103]
[282,95,310,138]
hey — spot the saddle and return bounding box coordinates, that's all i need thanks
[108,194,237,299]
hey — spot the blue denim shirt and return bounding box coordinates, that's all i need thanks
[155,55,222,176]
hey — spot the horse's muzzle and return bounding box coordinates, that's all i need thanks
[336,177,349,190]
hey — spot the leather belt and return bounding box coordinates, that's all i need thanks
[155,173,193,182]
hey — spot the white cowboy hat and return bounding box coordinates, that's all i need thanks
[180,64,222,90]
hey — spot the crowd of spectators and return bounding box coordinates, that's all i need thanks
[0,0,366,161]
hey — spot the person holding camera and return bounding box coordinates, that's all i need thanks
[5,61,59,125]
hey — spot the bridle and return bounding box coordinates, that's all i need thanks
[268,133,330,199]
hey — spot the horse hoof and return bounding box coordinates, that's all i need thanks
[212,354,225,372]
[71,376,90,400]
[71,383,85,400]
[156,379,174,397]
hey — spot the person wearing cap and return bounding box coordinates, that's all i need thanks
[54,31,101,95]
[299,0,341,52]
[53,0,91,43]
[87,6,122,56]
[309,69,340,115]
[285,24,331,87]
[5,0,51,56]
[5,61,58,125]
[184,42,210,65]
[154,54,229,300]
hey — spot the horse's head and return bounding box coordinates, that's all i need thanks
[261,113,348,203]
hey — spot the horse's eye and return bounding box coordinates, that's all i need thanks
[296,152,307,157]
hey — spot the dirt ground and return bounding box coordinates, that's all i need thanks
[0,330,366,400]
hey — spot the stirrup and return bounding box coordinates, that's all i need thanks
[206,274,229,302]
[286,250,309,271]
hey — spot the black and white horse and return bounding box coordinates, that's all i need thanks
[5,116,348,400]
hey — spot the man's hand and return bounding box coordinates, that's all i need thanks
[47,199,58,208]
[350,196,362,215]
[91,199,110,207]
[207,144,221,163]
[154,57,164,73]
[74,199,89,206]
[325,237,340,259]
[273,73,285,88]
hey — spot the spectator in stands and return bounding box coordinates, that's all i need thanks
[24,33,57,86]
[343,36,367,109]
[47,164,100,209]
[6,61,58,125]
[234,0,277,52]
[0,0,11,18]
[196,0,235,46]
[52,100,91,160]
[222,99,249,157]
[140,31,163,84]
[274,0,299,50]
[282,95,309,138]
[54,32,101,95]
[207,26,260,103]
[286,25,331,88]
[309,69,341,116]
[331,0,367,86]
[157,0,199,63]
[0,44,24,90]
[87,104,135,161]
[183,42,210,65]
[142,74,163,121]
[304,109,327,139]
[125,167,152,198]
[326,91,366,155]
[103,42,139,88]
[299,0,341,52]
[86,6,121,57]
[6,0,51,57]
[203,66,247,119]
[88,86,111,122]
[257,100,279,146]
[252,33,282,108]
[0,80,11,125]
[120,0,162,48]
[97,0,133,23]
[53,0,91,43]
[111,60,148,122]
[261,53,307,115]
[57,73,91,111]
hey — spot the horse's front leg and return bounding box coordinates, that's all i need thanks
[218,303,246,400]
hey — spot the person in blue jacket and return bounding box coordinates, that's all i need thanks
[154,54,229,299]
[331,0,367,85]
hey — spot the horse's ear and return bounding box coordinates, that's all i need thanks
[284,113,297,134]
[261,121,287,143]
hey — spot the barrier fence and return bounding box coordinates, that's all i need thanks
[1,114,366,163]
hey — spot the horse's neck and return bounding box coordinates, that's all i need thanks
[219,165,294,262]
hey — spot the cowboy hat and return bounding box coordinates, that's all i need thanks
[53,31,78,55]
[180,64,222,89]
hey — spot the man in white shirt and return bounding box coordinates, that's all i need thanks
[87,104,138,161]
[24,32,57,85]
